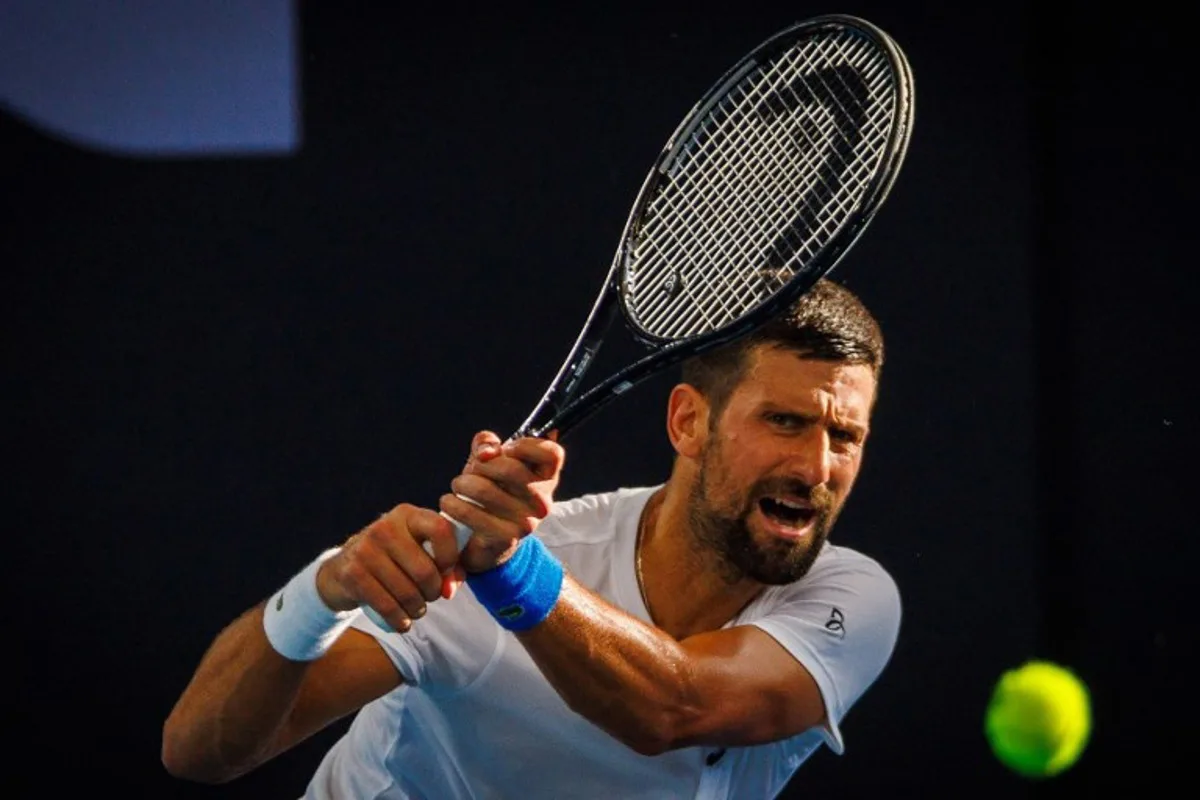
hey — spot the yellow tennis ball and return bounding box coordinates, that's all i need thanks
[984,660,1092,778]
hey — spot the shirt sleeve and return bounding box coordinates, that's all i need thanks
[748,549,901,755]
[350,590,503,695]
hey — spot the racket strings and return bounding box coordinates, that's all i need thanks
[643,43,885,332]
[626,29,901,340]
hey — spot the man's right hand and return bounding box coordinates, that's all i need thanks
[446,430,565,574]
[316,504,462,633]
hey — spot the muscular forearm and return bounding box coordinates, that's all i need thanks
[161,602,310,783]
[517,576,700,755]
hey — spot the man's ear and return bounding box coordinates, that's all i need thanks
[667,383,709,460]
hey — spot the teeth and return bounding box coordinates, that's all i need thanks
[772,497,807,510]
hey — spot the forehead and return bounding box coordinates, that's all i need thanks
[734,345,877,419]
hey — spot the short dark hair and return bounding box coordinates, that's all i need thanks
[680,277,884,422]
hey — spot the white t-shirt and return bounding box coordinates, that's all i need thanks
[304,485,900,799]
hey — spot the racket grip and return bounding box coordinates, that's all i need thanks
[430,509,475,555]
[362,500,478,632]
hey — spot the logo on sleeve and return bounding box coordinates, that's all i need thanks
[824,607,845,638]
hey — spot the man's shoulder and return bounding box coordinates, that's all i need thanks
[749,542,902,660]
[548,485,654,517]
[781,542,900,606]
[539,485,658,546]
[812,542,894,579]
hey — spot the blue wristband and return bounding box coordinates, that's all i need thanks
[466,536,564,631]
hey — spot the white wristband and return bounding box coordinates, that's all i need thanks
[263,547,358,661]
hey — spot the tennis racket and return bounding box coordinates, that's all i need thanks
[366,14,914,629]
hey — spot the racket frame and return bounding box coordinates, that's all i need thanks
[515,14,913,441]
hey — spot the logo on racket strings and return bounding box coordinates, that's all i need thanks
[754,63,870,272]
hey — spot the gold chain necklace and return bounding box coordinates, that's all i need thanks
[635,495,654,616]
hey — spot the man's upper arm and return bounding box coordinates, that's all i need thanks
[675,557,901,752]
[274,628,403,753]
[673,624,828,749]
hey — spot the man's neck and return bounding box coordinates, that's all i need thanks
[637,484,763,641]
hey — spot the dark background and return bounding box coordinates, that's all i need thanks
[3,2,1193,797]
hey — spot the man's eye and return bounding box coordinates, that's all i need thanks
[831,428,861,445]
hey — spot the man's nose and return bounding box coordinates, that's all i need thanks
[787,426,831,488]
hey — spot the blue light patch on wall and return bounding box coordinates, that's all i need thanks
[0,0,299,157]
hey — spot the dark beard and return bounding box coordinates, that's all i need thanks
[687,443,836,586]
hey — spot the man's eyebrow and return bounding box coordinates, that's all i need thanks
[763,403,867,427]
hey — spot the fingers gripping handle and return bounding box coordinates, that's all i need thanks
[361,503,475,632]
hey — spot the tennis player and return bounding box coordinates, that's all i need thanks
[162,278,901,799]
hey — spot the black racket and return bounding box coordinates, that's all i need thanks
[367,14,914,627]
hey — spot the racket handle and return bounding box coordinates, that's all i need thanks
[432,508,475,555]
[362,500,478,632]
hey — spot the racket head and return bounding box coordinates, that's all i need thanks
[614,14,915,348]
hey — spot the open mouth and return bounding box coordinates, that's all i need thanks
[758,496,816,530]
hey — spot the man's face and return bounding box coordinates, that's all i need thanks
[688,346,876,585]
